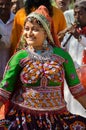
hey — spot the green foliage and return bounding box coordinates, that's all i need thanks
[51,0,57,7]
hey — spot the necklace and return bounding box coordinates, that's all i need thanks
[26,45,53,61]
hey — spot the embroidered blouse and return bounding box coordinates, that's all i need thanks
[0,47,85,113]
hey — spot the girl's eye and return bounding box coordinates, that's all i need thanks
[33,28,39,31]
[24,27,29,31]
[24,27,40,32]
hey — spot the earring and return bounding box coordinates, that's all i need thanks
[43,40,48,49]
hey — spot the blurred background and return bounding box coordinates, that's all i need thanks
[51,0,75,9]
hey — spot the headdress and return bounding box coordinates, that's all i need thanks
[25,5,60,47]
[17,5,60,51]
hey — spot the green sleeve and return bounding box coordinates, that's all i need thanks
[53,47,80,87]
[0,50,28,92]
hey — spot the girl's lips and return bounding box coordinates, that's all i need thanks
[27,38,35,41]
[25,37,35,40]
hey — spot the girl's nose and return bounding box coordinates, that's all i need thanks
[27,29,33,36]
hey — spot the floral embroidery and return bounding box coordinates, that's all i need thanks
[70,121,85,129]
[65,59,68,64]
[70,73,76,79]
[69,83,86,98]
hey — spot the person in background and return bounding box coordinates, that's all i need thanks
[0,5,86,130]
[0,0,15,119]
[54,0,72,12]
[61,0,86,117]
[10,0,66,56]
[11,0,20,14]
[0,0,15,81]
[11,0,24,14]
[54,0,72,41]
[62,0,86,75]
[64,0,76,28]
[18,0,24,8]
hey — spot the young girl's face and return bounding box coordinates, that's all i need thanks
[23,20,47,49]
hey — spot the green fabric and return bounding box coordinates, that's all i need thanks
[53,47,80,86]
[0,47,80,93]
[0,50,28,92]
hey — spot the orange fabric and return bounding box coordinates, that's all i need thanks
[0,105,5,120]
[52,7,67,34]
[0,101,10,120]
[10,6,66,55]
[51,20,60,47]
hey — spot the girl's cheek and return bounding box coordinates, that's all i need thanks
[23,32,27,38]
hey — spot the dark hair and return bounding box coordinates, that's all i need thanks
[74,0,86,11]
[24,0,53,17]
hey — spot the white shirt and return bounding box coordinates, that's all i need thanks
[62,33,86,118]
[64,9,74,28]
[63,9,86,67]
[61,33,86,68]
[0,12,15,80]
[62,9,86,118]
